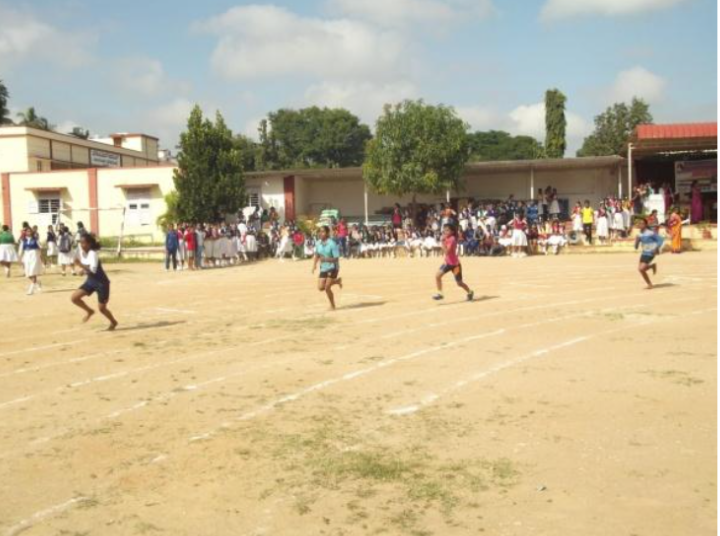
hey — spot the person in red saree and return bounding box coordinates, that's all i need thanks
[666,208,684,254]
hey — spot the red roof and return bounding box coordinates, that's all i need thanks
[635,122,717,141]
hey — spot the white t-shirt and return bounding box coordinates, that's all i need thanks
[80,250,99,274]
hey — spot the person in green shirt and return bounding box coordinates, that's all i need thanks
[0,225,19,278]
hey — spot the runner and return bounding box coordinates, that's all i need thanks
[71,233,119,330]
[312,225,343,310]
[634,218,664,290]
[433,223,474,302]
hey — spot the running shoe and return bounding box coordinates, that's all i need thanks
[432,293,444,300]
[467,290,474,302]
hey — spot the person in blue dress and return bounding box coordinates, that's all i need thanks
[312,225,343,310]
[634,218,664,290]
[71,234,118,330]
[20,229,43,295]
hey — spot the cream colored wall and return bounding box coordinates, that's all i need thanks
[246,176,286,219]
[9,170,90,232]
[97,166,175,242]
[0,137,30,173]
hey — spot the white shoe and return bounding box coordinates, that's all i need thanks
[26,284,34,295]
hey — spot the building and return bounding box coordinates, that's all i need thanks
[627,122,717,221]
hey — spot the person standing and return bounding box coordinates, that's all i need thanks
[596,204,609,245]
[336,218,349,258]
[184,225,196,270]
[57,225,76,276]
[45,225,58,269]
[0,225,18,277]
[581,200,594,245]
[666,208,684,254]
[433,224,474,302]
[71,234,118,330]
[20,230,43,295]
[312,225,342,310]
[165,224,179,271]
[690,181,703,223]
[195,224,205,269]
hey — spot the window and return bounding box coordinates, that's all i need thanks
[38,196,61,226]
[247,188,261,208]
[125,189,152,227]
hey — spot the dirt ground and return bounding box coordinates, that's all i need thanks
[0,251,716,536]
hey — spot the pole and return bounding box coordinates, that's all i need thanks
[116,206,126,258]
[530,166,535,200]
[627,143,633,201]
[363,185,369,226]
[618,163,622,198]
[446,190,450,204]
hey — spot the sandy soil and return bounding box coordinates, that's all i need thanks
[0,251,716,536]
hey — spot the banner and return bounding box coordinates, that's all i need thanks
[90,149,121,168]
[674,159,717,193]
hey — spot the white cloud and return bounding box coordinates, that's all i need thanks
[456,106,504,131]
[114,58,190,97]
[327,0,495,27]
[609,66,666,104]
[0,3,95,68]
[541,0,687,20]
[508,101,591,155]
[195,5,410,82]
[303,81,419,127]
[242,117,265,140]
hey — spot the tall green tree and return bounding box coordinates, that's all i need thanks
[0,80,11,125]
[577,98,653,157]
[256,118,279,171]
[363,100,470,209]
[544,89,567,158]
[257,107,371,169]
[468,130,544,161]
[16,107,53,130]
[173,105,245,223]
[234,134,259,172]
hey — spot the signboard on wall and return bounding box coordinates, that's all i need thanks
[675,159,717,193]
[90,149,121,167]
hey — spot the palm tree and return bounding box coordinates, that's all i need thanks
[16,107,53,131]
[0,80,11,125]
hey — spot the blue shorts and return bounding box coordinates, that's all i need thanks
[440,264,463,283]
[640,254,655,265]
[80,279,110,304]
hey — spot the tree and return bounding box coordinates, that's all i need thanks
[0,80,11,125]
[577,98,653,157]
[234,134,259,172]
[257,107,372,169]
[70,126,90,139]
[468,130,544,161]
[156,191,180,229]
[363,100,470,210]
[173,105,245,223]
[16,107,53,131]
[544,89,567,158]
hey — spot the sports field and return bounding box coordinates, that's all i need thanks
[0,252,716,536]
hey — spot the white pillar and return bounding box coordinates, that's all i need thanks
[530,166,535,200]
[446,190,450,204]
[364,185,369,225]
[618,164,623,198]
[627,143,633,200]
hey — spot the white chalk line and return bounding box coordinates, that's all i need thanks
[3,496,89,536]
[0,340,88,359]
[387,306,717,416]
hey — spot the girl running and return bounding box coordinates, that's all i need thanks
[433,224,474,302]
[312,225,342,310]
[0,225,18,277]
[20,229,43,295]
[634,218,664,290]
[71,234,118,330]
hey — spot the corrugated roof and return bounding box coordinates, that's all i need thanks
[635,123,717,141]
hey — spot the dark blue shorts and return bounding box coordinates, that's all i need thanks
[640,254,655,265]
[440,264,463,283]
[319,268,339,280]
[80,279,110,304]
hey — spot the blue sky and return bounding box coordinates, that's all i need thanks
[0,0,716,154]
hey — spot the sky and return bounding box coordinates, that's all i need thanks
[0,0,717,155]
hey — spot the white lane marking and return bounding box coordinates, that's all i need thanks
[154,307,197,314]
[4,497,88,536]
[387,306,717,415]
[0,340,88,359]
[187,329,507,443]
